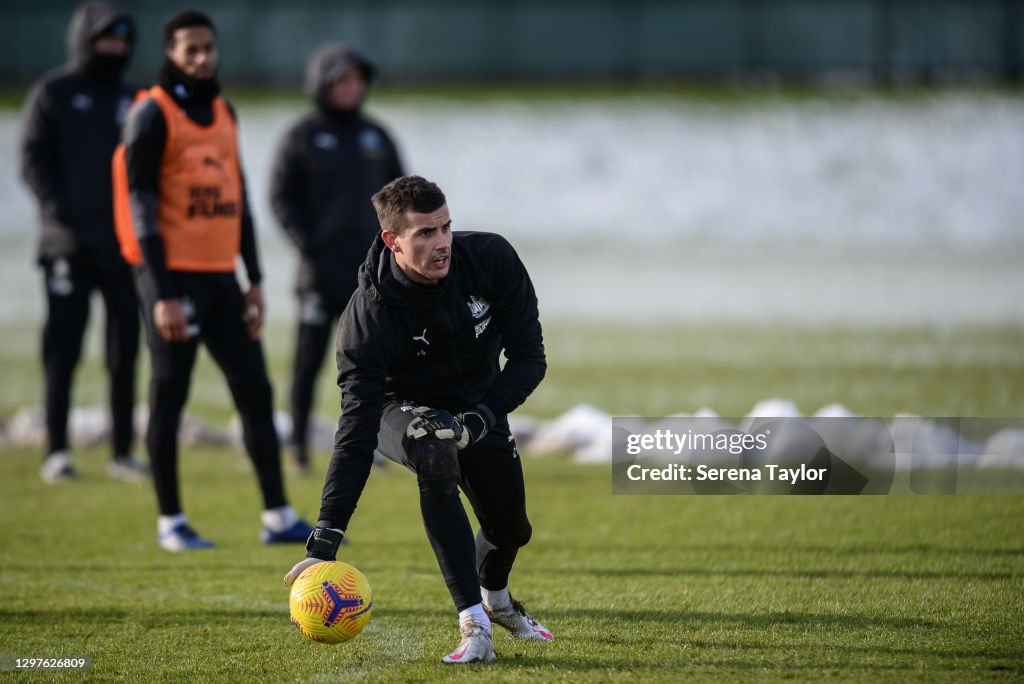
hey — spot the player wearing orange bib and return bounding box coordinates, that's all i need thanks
[114,10,312,551]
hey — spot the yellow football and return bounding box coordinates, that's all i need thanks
[289,561,373,644]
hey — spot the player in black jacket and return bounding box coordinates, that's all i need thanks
[284,176,553,664]
[269,43,404,472]
[20,1,145,483]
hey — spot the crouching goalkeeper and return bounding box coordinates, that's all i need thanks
[284,175,553,663]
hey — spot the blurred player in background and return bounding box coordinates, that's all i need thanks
[285,176,553,664]
[113,10,312,551]
[269,42,404,473]
[20,1,146,484]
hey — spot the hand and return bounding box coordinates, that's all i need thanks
[406,406,464,444]
[284,526,345,586]
[283,558,322,587]
[243,283,264,339]
[454,409,491,449]
[154,299,189,342]
[406,406,492,450]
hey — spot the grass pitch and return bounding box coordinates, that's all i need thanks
[1,322,1022,422]
[1,323,1022,681]
[0,449,1022,682]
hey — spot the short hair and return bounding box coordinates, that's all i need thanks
[163,10,216,49]
[372,176,447,234]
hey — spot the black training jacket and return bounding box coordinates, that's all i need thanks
[269,110,403,308]
[20,1,137,263]
[319,231,547,529]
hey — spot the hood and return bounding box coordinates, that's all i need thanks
[304,42,377,109]
[357,234,448,307]
[65,1,134,75]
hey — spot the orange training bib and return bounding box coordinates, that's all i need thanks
[113,86,242,271]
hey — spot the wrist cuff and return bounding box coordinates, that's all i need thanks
[474,403,496,427]
[305,526,344,560]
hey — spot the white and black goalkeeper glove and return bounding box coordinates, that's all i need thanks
[406,404,494,450]
[453,406,493,449]
[283,526,344,587]
[406,406,464,442]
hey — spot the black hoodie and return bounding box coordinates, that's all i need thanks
[319,231,546,529]
[269,43,404,309]
[20,1,136,264]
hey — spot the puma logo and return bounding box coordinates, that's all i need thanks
[202,155,226,175]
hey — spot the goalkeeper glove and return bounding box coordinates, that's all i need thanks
[283,526,345,586]
[406,404,494,450]
[453,406,493,449]
[406,406,464,443]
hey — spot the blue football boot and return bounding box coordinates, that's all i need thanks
[158,523,216,552]
[261,518,316,544]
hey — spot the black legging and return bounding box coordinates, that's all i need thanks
[136,269,287,516]
[289,291,347,456]
[289,322,335,453]
[41,251,139,457]
[377,401,533,612]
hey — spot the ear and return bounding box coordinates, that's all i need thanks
[381,229,400,253]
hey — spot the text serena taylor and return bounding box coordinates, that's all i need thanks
[626,463,827,482]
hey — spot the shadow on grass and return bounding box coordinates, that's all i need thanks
[534,565,1016,581]
[0,607,282,622]
[492,653,1020,675]
[3,562,220,572]
[6,608,1017,676]
[683,638,1024,662]
[789,544,1024,558]
[536,540,1024,558]
[381,606,935,629]
[488,625,1023,674]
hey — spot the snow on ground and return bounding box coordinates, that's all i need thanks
[5,401,1022,475]
[2,92,1022,326]
[2,93,1022,468]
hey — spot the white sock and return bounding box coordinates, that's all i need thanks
[261,505,298,533]
[481,586,511,610]
[158,513,187,536]
[458,603,490,632]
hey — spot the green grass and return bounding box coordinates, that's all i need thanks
[1,323,1023,426]
[0,450,1022,682]
[1,322,1023,680]
[525,324,1024,418]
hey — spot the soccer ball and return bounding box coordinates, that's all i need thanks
[289,561,374,644]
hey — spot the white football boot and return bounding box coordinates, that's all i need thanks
[485,596,554,641]
[440,622,496,664]
[40,450,77,483]
[107,453,150,482]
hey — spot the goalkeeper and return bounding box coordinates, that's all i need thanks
[284,175,552,664]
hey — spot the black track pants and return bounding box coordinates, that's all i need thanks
[289,291,345,456]
[377,401,533,612]
[289,323,336,452]
[136,269,287,516]
[41,252,139,457]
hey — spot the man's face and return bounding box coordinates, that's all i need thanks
[327,66,367,111]
[384,205,453,285]
[94,34,130,56]
[166,26,218,79]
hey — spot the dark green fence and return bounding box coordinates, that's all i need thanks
[2,0,1021,85]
